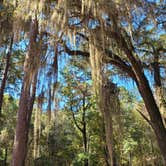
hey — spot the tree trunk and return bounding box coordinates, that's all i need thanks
[82,98,88,166]
[153,53,166,126]
[33,108,38,159]
[0,35,13,114]
[103,146,111,166]
[71,95,89,166]
[34,100,42,159]
[155,86,166,126]
[47,86,52,122]
[12,72,38,166]
[128,152,132,166]
[103,109,113,166]
[136,75,166,164]
[4,148,7,166]
[12,18,38,166]
[117,34,166,164]
[101,81,118,166]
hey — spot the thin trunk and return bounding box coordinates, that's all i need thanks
[34,108,38,159]
[82,97,88,166]
[0,35,13,114]
[47,86,52,122]
[38,102,42,157]
[82,124,87,155]
[4,148,7,166]
[70,95,88,166]
[104,146,111,166]
[129,152,132,166]
[12,18,38,166]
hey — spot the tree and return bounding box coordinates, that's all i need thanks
[0,95,17,165]
[54,1,166,162]
[119,87,164,165]
[0,35,13,114]
[0,1,15,114]
[0,0,165,164]
[61,63,92,166]
[12,17,40,166]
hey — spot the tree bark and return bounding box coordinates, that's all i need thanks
[155,86,166,126]
[12,71,38,166]
[153,54,166,126]
[135,73,166,164]
[113,28,166,164]
[101,81,118,166]
[123,44,166,164]
[12,18,38,166]
[0,35,13,114]
[124,45,166,164]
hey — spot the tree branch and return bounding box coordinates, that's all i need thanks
[136,108,152,127]
[70,106,83,133]
[62,44,137,81]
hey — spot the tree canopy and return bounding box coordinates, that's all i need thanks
[0,0,166,166]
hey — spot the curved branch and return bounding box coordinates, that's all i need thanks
[70,106,83,133]
[62,44,137,81]
[136,108,152,127]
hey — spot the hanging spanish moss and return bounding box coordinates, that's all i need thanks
[89,37,102,97]
[33,92,44,160]
[88,17,121,166]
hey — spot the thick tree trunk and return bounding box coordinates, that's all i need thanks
[125,47,166,164]
[0,35,13,114]
[12,88,31,166]
[12,72,37,166]
[153,55,166,126]
[12,18,38,166]
[117,34,166,164]
[136,74,166,164]
[155,86,166,126]
[126,54,166,164]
